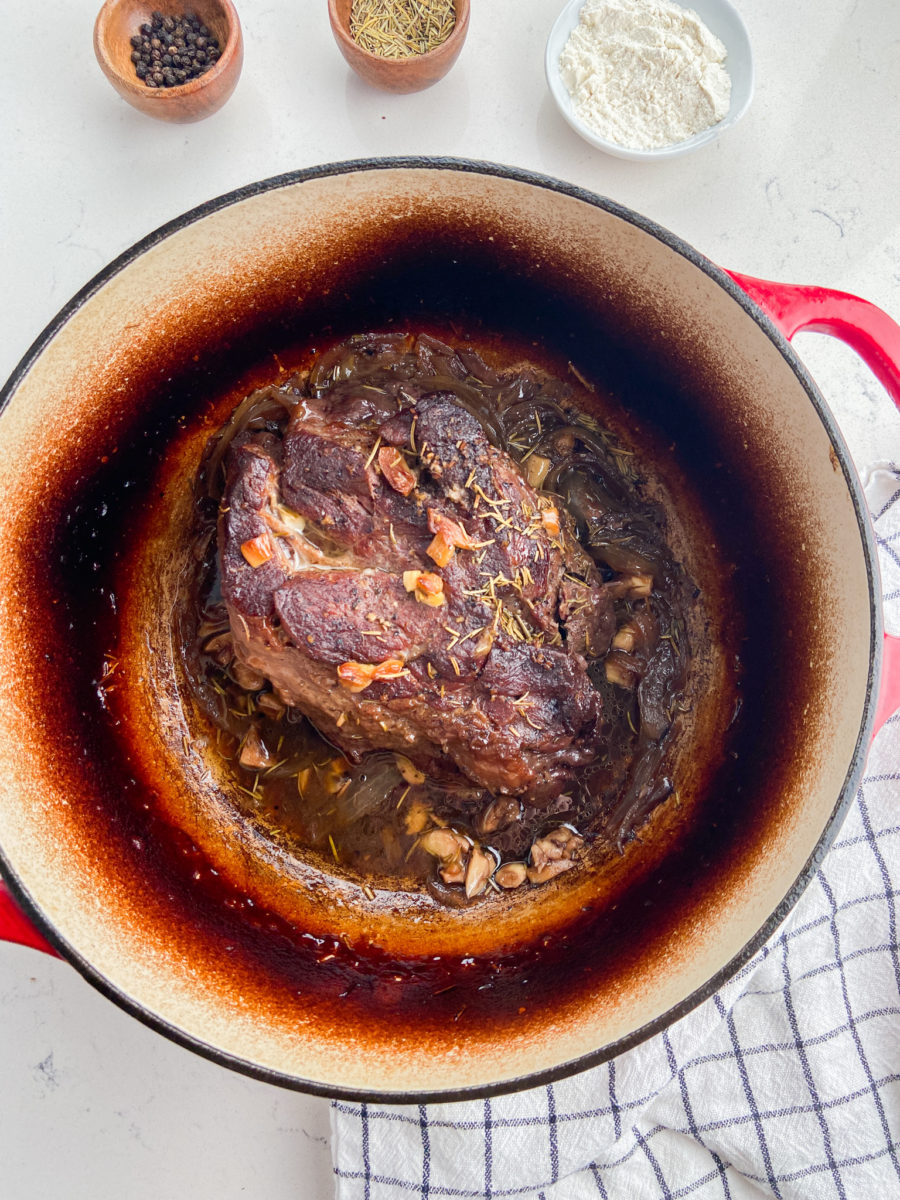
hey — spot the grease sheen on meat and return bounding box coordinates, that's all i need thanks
[219,388,616,802]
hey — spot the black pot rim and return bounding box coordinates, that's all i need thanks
[0,156,883,1104]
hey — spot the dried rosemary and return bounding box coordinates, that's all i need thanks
[350,0,456,59]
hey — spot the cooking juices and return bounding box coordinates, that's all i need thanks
[179,332,691,907]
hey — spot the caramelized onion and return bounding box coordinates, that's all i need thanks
[202,387,297,499]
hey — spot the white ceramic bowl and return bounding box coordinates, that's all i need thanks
[545,0,754,161]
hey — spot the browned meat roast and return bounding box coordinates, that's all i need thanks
[219,389,615,801]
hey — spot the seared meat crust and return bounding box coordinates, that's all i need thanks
[220,391,614,800]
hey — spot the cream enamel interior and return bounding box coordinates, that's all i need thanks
[0,165,875,1095]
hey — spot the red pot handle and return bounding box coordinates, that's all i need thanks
[0,880,58,956]
[875,634,900,737]
[724,271,900,406]
[727,269,900,738]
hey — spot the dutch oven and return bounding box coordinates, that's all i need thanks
[0,160,898,1101]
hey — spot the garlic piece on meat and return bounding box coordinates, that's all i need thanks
[336,657,406,693]
[540,505,561,538]
[473,627,495,657]
[240,534,275,568]
[425,509,486,566]
[426,532,455,568]
[377,446,417,496]
[402,570,446,607]
[440,858,467,886]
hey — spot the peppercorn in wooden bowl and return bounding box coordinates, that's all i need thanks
[94,0,243,123]
[328,0,469,93]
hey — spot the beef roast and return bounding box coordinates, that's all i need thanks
[218,388,615,801]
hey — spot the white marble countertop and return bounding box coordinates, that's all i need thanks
[2,1,899,1196]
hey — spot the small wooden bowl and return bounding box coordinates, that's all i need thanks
[328,0,469,94]
[94,0,243,123]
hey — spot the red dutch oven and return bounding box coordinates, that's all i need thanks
[0,160,898,1101]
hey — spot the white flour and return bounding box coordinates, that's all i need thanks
[558,0,731,150]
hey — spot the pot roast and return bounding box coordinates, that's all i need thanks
[188,332,689,900]
[219,388,615,802]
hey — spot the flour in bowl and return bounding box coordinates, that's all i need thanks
[558,0,731,150]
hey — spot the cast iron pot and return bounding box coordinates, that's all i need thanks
[0,159,898,1102]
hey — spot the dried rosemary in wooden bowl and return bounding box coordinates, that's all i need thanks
[328,0,470,92]
[350,0,456,59]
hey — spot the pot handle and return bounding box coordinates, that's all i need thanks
[727,270,900,736]
[724,271,900,406]
[874,631,900,737]
[0,880,58,956]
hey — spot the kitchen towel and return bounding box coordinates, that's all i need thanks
[331,465,900,1200]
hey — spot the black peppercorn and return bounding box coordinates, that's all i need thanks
[129,10,222,88]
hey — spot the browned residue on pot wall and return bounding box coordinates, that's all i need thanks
[0,170,871,1093]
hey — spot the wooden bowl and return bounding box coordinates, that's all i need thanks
[328,0,469,93]
[94,0,243,123]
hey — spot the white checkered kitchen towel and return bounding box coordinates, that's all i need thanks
[331,466,900,1200]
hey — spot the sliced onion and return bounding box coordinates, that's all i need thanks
[203,387,296,498]
[309,333,413,393]
[331,756,404,826]
[586,537,661,576]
